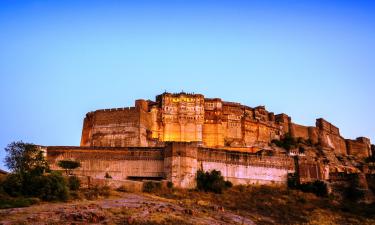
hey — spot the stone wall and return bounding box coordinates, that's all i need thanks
[164,142,198,188]
[80,108,143,147]
[346,137,372,158]
[47,143,301,188]
[47,146,165,180]
[290,123,310,140]
[197,148,294,185]
[316,118,348,155]
[201,162,290,185]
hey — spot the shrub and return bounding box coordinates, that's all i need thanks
[68,176,81,191]
[287,173,299,189]
[84,187,99,200]
[299,180,328,197]
[2,173,23,197]
[29,172,69,201]
[345,186,365,201]
[105,172,112,179]
[143,181,162,193]
[98,185,111,197]
[272,133,296,151]
[167,181,174,189]
[225,180,233,188]
[0,197,40,209]
[196,170,232,194]
[84,185,110,199]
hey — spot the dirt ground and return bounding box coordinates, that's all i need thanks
[0,192,255,225]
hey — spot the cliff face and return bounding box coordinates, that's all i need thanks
[79,92,372,159]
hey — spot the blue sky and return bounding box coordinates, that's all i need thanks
[0,0,374,170]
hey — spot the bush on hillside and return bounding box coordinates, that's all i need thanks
[27,172,69,201]
[196,170,232,194]
[291,180,328,197]
[68,176,81,191]
[143,181,162,193]
[2,173,23,197]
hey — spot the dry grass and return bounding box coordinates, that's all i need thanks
[153,185,375,225]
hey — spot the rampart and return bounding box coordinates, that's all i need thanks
[48,146,165,180]
[47,143,298,188]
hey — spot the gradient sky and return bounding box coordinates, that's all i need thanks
[0,0,374,170]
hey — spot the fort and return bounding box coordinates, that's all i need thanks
[47,92,374,188]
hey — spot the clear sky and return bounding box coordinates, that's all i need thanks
[0,0,374,170]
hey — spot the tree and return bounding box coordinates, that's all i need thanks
[57,160,81,175]
[4,141,49,175]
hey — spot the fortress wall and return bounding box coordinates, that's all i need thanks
[47,147,164,179]
[346,137,372,158]
[315,118,348,155]
[139,109,153,146]
[308,127,319,144]
[275,113,290,134]
[258,123,274,143]
[298,161,325,183]
[80,113,94,146]
[198,147,294,186]
[89,108,142,147]
[202,123,224,147]
[225,120,242,140]
[163,123,181,141]
[164,142,198,188]
[197,148,294,170]
[243,121,259,146]
[200,162,290,185]
[290,123,310,140]
[47,143,298,188]
[93,107,139,125]
[243,121,281,147]
[316,118,340,135]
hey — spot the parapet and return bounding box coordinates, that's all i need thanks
[346,137,372,158]
[275,113,290,123]
[316,118,340,135]
[135,99,149,111]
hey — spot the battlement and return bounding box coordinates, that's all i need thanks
[316,118,340,135]
[222,101,241,107]
[346,137,372,158]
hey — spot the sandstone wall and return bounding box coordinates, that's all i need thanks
[80,108,142,147]
[202,123,224,147]
[164,142,198,188]
[47,143,299,188]
[201,162,290,185]
[290,123,310,140]
[47,146,165,179]
[298,161,325,183]
[346,137,372,158]
[198,148,294,185]
[316,118,347,155]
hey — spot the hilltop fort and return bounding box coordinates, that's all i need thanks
[47,92,375,192]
